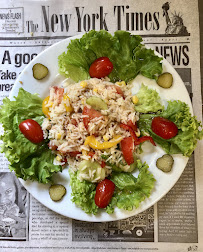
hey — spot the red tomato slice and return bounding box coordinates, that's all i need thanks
[68,151,81,157]
[82,106,103,130]
[127,120,137,132]
[19,119,44,144]
[120,136,134,165]
[135,136,156,146]
[70,118,77,126]
[151,117,178,140]
[120,123,139,142]
[89,57,113,78]
[88,151,95,158]
[94,179,115,208]
[101,161,106,168]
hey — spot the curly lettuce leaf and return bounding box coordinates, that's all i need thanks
[58,30,162,83]
[135,84,164,113]
[0,88,61,183]
[110,160,155,211]
[138,100,203,157]
[69,170,98,214]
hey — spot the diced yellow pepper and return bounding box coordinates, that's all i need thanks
[84,135,122,150]
[63,94,74,113]
[132,95,139,104]
[80,81,87,88]
[42,96,51,117]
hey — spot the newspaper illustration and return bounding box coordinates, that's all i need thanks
[0,0,202,251]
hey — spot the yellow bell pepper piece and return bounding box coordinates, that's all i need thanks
[84,135,122,150]
[42,96,51,117]
[63,94,73,113]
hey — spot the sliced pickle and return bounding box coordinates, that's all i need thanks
[49,184,66,201]
[32,63,49,80]
[157,72,173,88]
[156,154,174,172]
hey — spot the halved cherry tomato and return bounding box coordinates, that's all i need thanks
[120,136,134,165]
[82,106,103,130]
[94,179,115,208]
[151,117,178,140]
[89,57,113,78]
[108,85,125,98]
[19,119,44,144]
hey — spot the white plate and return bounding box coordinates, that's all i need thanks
[10,34,192,222]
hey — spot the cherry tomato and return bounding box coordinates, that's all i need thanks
[19,119,44,144]
[82,106,103,130]
[120,136,134,165]
[89,57,113,78]
[151,117,178,140]
[94,179,115,208]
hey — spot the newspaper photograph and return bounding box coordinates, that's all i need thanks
[0,0,202,251]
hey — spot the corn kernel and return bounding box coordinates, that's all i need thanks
[80,81,87,88]
[65,105,74,112]
[116,81,126,86]
[82,150,88,156]
[136,131,140,137]
[56,155,62,161]
[132,95,139,104]
[103,135,109,141]
[93,88,98,93]
[63,94,73,112]
[57,133,61,140]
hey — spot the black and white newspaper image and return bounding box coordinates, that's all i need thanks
[0,0,202,251]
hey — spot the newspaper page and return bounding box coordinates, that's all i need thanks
[0,0,202,251]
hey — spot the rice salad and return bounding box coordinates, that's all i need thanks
[42,78,140,183]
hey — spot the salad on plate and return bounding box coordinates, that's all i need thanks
[0,30,202,216]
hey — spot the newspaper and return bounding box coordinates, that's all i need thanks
[0,0,202,251]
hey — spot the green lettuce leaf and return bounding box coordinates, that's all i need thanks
[58,30,162,83]
[69,170,98,214]
[138,100,203,157]
[135,84,164,113]
[110,160,155,211]
[0,88,61,183]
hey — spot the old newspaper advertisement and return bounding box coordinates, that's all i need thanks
[0,0,202,251]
